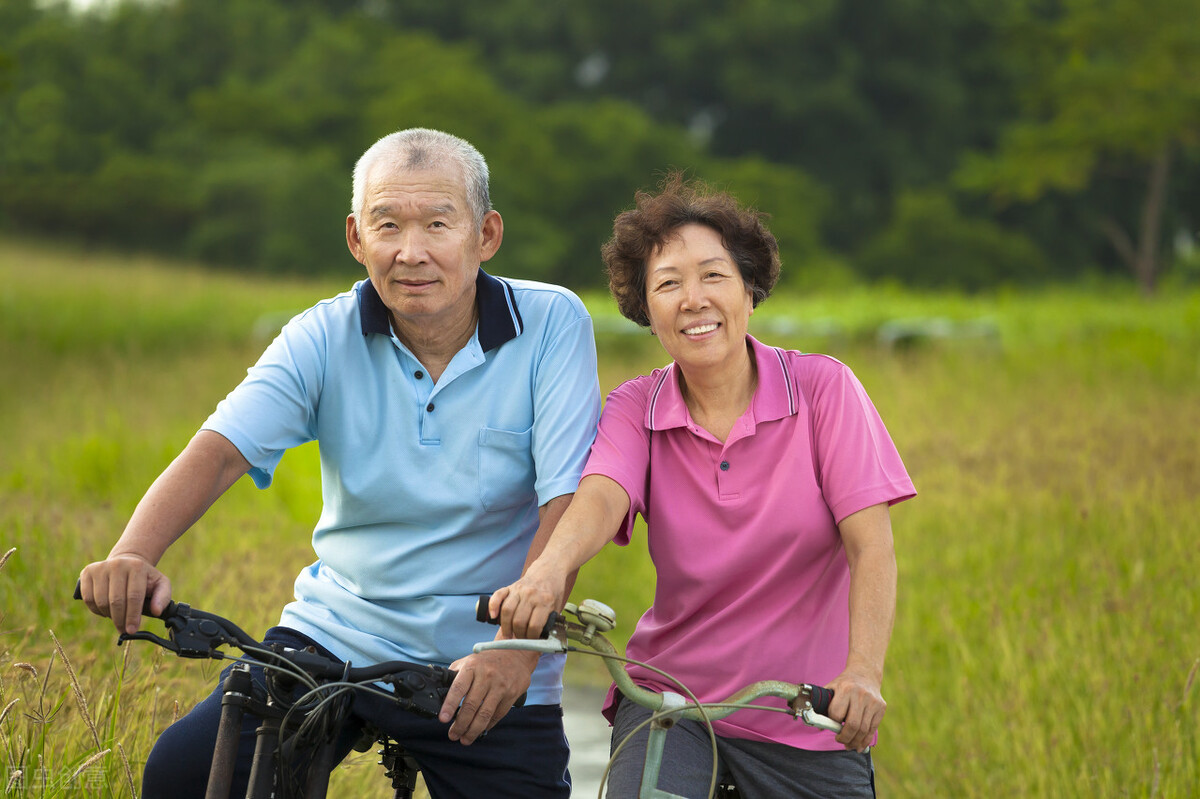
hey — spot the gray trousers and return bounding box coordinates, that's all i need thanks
[606,697,875,798]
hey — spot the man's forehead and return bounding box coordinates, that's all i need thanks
[366,165,468,208]
[366,196,459,219]
[368,159,466,193]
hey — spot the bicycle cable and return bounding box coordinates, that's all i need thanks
[278,660,358,799]
[236,643,324,691]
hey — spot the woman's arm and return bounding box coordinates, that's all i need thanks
[489,473,631,639]
[828,502,897,752]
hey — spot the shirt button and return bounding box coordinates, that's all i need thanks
[720,460,730,471]
[414,370,424,380]
[426,403,435,412]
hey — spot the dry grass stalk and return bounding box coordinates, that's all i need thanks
[49,629,102,750]
[12,662,38,679]
[5,769,21,793]
[69,748,110,783]
[0,547,14,572]
[0,697,19,726]
[117,742,138,798]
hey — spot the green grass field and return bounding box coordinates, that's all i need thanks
[1,238,1197,797]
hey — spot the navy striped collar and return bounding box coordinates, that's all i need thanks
[357,269,524,352]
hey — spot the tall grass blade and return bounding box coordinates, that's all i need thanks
[118,742,137,798]
[49,630,102,750]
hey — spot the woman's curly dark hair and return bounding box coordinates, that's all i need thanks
[601,171,781,327]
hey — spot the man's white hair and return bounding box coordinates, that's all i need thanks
[350,128,491,227]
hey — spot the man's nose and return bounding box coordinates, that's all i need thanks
[394,228,428,264]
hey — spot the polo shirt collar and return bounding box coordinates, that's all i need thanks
[644,335,798,431]
[357,269,524,352]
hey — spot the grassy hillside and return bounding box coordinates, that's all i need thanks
[1,239,1197,796]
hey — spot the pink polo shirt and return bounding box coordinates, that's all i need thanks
[584,336,915,750]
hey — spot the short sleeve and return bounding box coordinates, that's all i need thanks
[530,301,602,505]
[803,357,916,523]
[201,313,325,488]
[581,377,652,545]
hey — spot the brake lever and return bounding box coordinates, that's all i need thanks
[118,630,181,652]
[119,603,239,659]
[385,666,455,719]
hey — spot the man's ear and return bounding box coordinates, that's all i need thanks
[478,210,504,264]
[346,214,365,264]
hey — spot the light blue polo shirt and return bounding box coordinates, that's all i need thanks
[202,270,600,704]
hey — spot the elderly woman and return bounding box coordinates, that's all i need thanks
[492,173,915,797]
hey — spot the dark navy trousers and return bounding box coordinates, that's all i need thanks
[141,627,571,798]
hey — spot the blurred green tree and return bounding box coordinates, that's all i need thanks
[23,0,1183,292]
[956,0,1200,294]
[858,189,1048,290]
[0,0,838,288]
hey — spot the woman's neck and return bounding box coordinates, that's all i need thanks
[677,344,758,442]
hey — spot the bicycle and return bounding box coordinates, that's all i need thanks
[73,583,513,799]
[475,597,843,799]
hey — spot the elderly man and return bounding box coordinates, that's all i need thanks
[78,128,600,797]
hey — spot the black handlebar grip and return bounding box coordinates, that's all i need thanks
[73,579,176,620]
[474,596,489,624]
[474,595,558,640]
[808,685,835,717]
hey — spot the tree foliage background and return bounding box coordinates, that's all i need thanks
[0,0,1196,292]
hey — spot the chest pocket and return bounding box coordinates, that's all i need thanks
[478,426,536,511]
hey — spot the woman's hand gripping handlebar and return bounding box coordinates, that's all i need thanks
[474,595,560,647]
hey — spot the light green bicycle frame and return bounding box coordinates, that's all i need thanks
[475,600,841,799]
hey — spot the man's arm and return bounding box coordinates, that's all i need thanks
[78,430,250,634]
[522,494,574,572]
[438,493,574,745]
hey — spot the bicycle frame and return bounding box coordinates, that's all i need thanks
[475,598,841,799]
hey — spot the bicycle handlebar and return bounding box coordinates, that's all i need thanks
[72,581,459,717]
[473,598,843,734]
[474,595,559,640]
[72,579,180,625]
